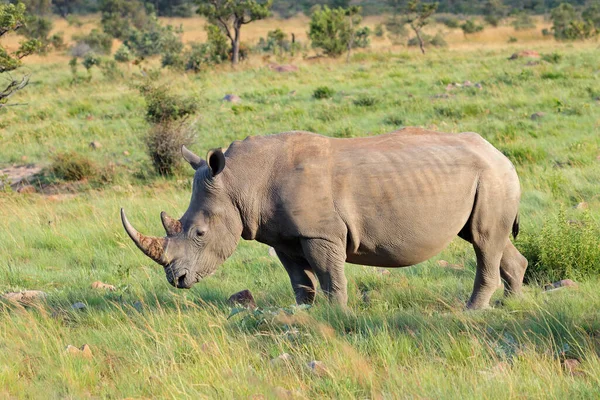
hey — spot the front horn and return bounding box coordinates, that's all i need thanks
[121,208,169,266]
[160,211,182,236]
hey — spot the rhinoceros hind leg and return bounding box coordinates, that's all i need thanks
[301,238,348,307]
[499,241,528,296]
[276,250,318,305]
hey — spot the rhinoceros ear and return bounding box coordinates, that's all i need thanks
[207,148,226,177]
[182,145,205,170]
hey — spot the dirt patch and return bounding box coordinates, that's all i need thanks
[0,164,42,189]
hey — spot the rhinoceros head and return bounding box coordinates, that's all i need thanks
[121,146,242,288]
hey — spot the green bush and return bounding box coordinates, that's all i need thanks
[313,86,335,99]
[308,5,362,57]
[436,15,460,28]
[50,152,99,181]
[542,52,563,64]
[550,3,598,41]
[353,94,378,107]
[461,19,484,35]
[145,121,194,176]
[138,82,198,123]
[512,12,536,30]
[354,26,371,48]
[519,208,600,282]
[50,32,65,50]
[407,32,447,48]
[72,29,113,55]
[374,23,384,37]
[114,44,132,63]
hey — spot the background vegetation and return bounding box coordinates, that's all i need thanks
[1,0,600,398]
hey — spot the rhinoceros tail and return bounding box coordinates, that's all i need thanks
[512,213,520,239]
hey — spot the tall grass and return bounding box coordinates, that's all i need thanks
[1,24,599,397]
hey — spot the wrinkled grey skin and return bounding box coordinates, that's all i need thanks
[122,128,528,309]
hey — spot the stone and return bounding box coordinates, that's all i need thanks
[66,344,93,359]
[133,301,143,313]
[544,279,578,291]
[530,112,545,120]
[307,360,329,377]
[509,50,540,60]
[575,202,588,210]
[270,353,292,366]
[269,64,299,73]
[17,185,36,194]
[268,247,277,257]
[223,94,242,103]
[273,386,293,399]
[563,359,584,376]
[72,302,87,310]
[227,289,257,309]
[123,150,130,156]
[89,141,102,150]
[201,341,219,354]
[2,290,47,304]
[91,281,116,291]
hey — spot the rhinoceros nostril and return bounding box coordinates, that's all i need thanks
[177,273,187,288]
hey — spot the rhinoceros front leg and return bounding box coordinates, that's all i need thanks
[301,238,348,307]
[275,250,318,305]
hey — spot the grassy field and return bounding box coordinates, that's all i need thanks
[1,15,600,398]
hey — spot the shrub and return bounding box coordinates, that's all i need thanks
[374,23,384,37]
[436,15,460,28]
[138,82,197,124]
[258,28,290,53]
[50,32,65,50]
[353,94,378,107]
[512,12,536,30]
[385,17,409,44]
[461,19,484,35]
[99,59,123,79]
[313,86,335,99]
[145,121,194,176]
[309,5,363,57]
[542,52,562,64]
[82,54,101,72]
[354,26,371,48]
[550,3,597,40]
[114,44,132,63]
[407,32,447,48]
[508,36,518,43]
[124,19,183,59]
[72,29,113,55]
[138,81,198,176]
[50,151,98,181]
[519,208,600,282]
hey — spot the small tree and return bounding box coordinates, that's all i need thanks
[196,0,273,65]
[461,19,484,35]
[550,3,598,41]
[405,0,438,54]
[309,5,366,59]
[483,0,506,27]
[100,0,152,40]
[1,3,41,108]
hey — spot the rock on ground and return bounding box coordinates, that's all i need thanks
[530,112,545,120]
[227,289,257,309]
[269,64,299,73]
[509,50,540,60]
[223,94,242,103]
[544,279,579,291]
[307,360,330,377]
[2,290,47,304]
[90,281,116,291]
[66,344,93,359]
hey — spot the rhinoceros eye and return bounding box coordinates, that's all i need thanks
[195,227,206,237]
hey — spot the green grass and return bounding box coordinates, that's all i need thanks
[1,43,600,398]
